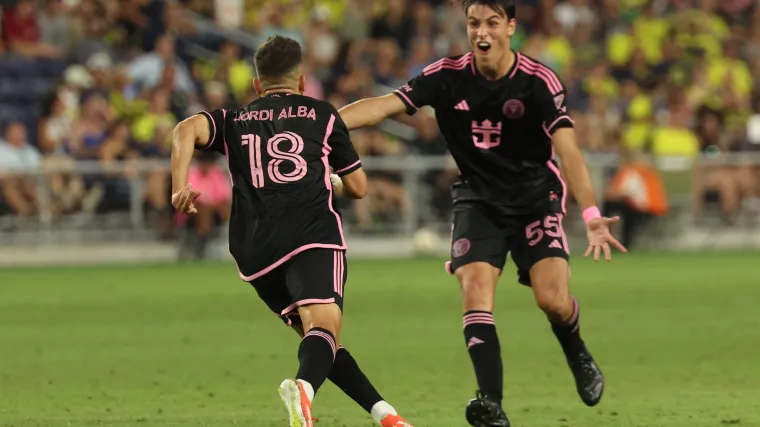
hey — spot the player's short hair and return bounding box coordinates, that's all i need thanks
[461,0,516,20]
[253,35,303,85]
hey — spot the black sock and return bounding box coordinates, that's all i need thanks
[328,345,384,413]
[296,327,337,394]
[463,311,503,402]
[550,297,586,359]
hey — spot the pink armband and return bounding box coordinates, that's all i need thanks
[582,206,602,225]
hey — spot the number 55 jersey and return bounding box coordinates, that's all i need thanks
[195,93,362,281]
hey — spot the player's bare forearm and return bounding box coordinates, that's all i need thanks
[171,120,198,193]
[330,170,368,199]
[171,114,212,193]
[551,128,597,211]
[337,99,386,130]
[338,94,407,131]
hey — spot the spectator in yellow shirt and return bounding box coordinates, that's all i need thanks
[622,91,655,152]
[131,89,177,158]
[583,60,619,99]
[198,41,254,105]
[707,39,752,106]
[649,104,700,158]
[633,1,670,65]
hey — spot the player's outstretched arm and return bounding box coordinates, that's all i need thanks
[551,128,627,261]
[330,168,368,199]
[170,114,209,214]
[338,94,407,131]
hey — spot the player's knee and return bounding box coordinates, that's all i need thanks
[298,303,342,339]
[532,276,571,317]
[456,263,498,311]
[530,259,571,317]
[534,288,569,317]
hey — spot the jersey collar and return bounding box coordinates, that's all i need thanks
[473,49,519,88]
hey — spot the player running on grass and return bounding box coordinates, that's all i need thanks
[338,1,626,426]
[170,35,413,427]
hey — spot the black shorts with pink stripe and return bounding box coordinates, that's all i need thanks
[446,201,570,286]
[249,248,347,326]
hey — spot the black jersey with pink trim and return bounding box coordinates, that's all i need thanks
[195,93,362,282]
[393,51,573,215]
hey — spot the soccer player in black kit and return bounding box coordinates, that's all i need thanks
[338,1,627,426]
[170,36,413,427]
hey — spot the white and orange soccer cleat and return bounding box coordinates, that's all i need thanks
[279,379,314,427]
[380,414,414,427]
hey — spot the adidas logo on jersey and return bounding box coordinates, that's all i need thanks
[549,240,563,249]
[454,100,470,111]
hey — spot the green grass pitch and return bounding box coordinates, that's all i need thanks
[0,253,758,427]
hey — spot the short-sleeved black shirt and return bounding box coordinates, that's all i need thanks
[393,51,573,215]
[196,93,362,281]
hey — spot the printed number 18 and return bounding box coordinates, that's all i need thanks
[242,132,308,188]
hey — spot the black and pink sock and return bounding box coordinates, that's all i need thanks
[328,345,385,413]
[550,296,585,358]
[296,327,337,399]
[463,310,503,402]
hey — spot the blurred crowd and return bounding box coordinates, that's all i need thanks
[1,0,759,239]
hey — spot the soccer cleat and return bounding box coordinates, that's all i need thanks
[279,379,314,427]
[567,348,605,406]
[465,391,510,427]
[380,414,414,427]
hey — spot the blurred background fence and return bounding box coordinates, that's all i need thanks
[1,0,760,266]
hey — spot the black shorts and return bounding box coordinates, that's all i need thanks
[445,202,570,286]
[249,248,347,326]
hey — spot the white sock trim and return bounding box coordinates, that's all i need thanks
[371,401,397,424]
[297,379,315,402]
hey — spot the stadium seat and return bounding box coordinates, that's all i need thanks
[38,59,68,78]
[0,80,15,100]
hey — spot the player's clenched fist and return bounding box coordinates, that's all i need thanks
[171,183,201,215]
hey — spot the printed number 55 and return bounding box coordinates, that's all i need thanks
[526,214,562,247]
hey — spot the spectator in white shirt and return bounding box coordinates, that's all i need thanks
[0,122,42,216]
[127,33,196,95]
[553,0,596,32]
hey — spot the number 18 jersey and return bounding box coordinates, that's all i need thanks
[195,93,362,282]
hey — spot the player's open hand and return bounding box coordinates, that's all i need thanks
[584,216,627,262]
[171,183,202,215]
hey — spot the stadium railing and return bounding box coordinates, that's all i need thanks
[0,152,758,267]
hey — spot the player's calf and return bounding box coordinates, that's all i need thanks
[294,303,342,400]
[329,346,410,425]
[529,258,604,407]
[290,325,414,426]
[529,258,584,356]
[279,303,342,427]
[455,262,505,406]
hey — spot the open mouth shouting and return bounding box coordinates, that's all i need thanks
[476,41,491,54]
